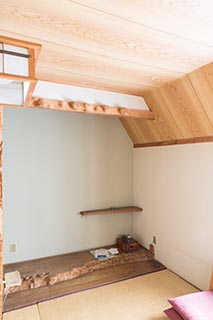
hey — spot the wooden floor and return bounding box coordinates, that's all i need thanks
[4,247,165,312]
[3,269,198,320]
[4,260,165,311]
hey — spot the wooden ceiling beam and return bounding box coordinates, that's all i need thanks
[29,97,155,120]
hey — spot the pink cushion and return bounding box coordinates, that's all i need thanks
[168,290,213,320]
[164,307,184,320]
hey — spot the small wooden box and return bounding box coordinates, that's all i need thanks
[117,237,139,253]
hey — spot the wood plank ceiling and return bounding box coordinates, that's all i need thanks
[1,1,213,146]
[122,63,213,146]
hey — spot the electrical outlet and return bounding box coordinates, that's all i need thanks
[10,244,16,253]
[153,236,157,245]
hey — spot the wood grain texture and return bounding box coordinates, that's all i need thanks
[37,66,150,96]
[37,43,181,89]
[38,270,198,320]
[23,81,38,108]
[1,1,211,71]
[122,69,213,145]
[74,0,213,46]
[143,89,183,141]
[7,262,164,312]
[209,268,213,290]
[29,97,155,119]
[80,206,142,216]
[159,75,213,138]
[1,1,213,93]
[189,62,213,126]
[120,118,161,145]
[4,261,165,312]
[4,246,150,295]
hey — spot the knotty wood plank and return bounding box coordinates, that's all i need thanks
[121,66,213,145]
[159,75,213,138]
[1,0,213,95]
[143,89,183,140]
[120,118,159,144]
[1,1,211,73]
[4,246,148,284]
[29,98,154,119]
[37,65,150,96]
[80,206,142,216]
[37,43,181,89]
[4,261,165,312]
[74,1,213,46]
[189,62,213,126]
[120,88,184,145]
[119,118,141,144]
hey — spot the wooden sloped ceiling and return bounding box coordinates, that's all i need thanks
[1,1,213,95]
[121,62,213,147]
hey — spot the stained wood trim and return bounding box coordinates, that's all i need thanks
[80,206,143,216]
[209,268,213,290]
[23,81,37,108]
[29,97,155,119]
[0,73,36,82]
[134,136,213,148]
[0,35,41,50]
[0,35,41,67]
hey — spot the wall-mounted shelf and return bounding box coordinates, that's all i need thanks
[80,206,143,217]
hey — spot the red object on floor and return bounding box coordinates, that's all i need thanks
[117,237,139,253]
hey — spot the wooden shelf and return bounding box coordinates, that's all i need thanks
[80,206,143,217]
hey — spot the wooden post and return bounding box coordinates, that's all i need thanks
[0,107,2,316]
[209,268,213,290]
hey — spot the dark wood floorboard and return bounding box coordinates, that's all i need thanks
[4,249,96,277]
[3,246,165,312]
[4,260,165,312]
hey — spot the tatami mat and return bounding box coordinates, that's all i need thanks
[3,270,198,320]
[3,305,40,320]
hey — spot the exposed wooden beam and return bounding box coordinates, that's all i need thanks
[29,97,155,119]
[209,268,213,290]
[23,81,38,108]
[134,136,213,148]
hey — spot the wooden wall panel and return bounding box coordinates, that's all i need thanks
[143,89,183,140]
[159,75,212,138]
[121,116,166,145]
[121,66,213,146]
[189,62,213,126]
[119,118,142,145]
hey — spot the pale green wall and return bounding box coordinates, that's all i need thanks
[3,107,133,263]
